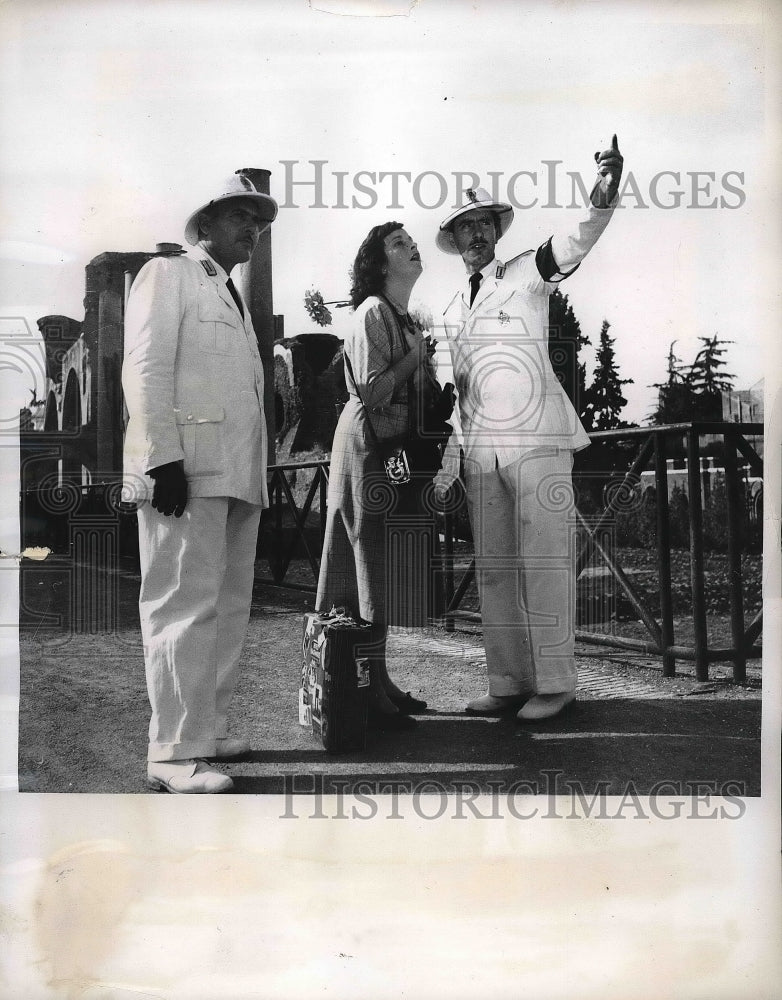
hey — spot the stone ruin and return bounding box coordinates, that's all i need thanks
[273,332,347,460]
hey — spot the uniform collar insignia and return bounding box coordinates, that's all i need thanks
[200,258,217,277]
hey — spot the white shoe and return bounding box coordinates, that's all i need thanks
[147,759,234,794]
[212,737,252,760]
[465,693,528,715]
[516,692,576,721]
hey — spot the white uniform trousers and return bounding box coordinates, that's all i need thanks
[465,449,577,697]
[136,496,262,762]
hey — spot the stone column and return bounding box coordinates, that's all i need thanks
[87,250,157,483]
[97,285,124,477]
[235,167,276,465]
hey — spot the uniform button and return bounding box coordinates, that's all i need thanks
[187,414,193,421]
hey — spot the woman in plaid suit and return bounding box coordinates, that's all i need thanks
[315,221,442,731]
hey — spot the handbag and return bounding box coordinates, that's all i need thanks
[343,310,454,486]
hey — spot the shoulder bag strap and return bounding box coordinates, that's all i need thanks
[378,295,417,436]
[344,298,418,445]
[342,349,384,450]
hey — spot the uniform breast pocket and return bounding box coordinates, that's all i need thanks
[197,298,236,354]
[175,405,225,479]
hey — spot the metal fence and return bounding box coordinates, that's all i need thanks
[260,461,329,591]
[573,422,762,682]
[20,422,763,682]
[255,423,763,683]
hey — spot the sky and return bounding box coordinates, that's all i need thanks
[0,0,779,426]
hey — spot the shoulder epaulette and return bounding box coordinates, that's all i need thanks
[495,251,533,279]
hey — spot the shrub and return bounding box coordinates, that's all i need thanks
[669,484,690,550]
[702,475,729,553]
[615,488,657,548]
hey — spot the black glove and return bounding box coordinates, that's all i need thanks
[149,462,188,517]
[432,382,455,422]
[443,382,455,419]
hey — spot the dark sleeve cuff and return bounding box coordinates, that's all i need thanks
[536,237,581,283]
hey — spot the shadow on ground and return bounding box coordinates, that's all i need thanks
[227,699,760,796]
[18,559,761,796]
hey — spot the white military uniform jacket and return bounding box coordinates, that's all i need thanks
[122,244,269,507]
[440,200,616,475]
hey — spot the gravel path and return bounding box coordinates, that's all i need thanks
[18,560,761,796]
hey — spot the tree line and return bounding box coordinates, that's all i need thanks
[547,288,736,429]
[304,285,737,430]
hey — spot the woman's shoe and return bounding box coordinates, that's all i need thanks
[390,691,428,714]
[368,708,418,732]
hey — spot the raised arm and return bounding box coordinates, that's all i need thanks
[543,134,624,279]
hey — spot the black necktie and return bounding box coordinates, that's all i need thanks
[469,272,482,306]
[225,276,244,319]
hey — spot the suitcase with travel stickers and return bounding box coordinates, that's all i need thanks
[299,609,371,752]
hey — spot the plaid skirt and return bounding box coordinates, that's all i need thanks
[315,398,439,628]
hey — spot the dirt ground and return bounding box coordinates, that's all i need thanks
[17,556,762,797]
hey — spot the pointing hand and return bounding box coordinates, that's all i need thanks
[591,134,624,207]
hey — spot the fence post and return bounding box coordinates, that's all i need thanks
[443,505,455,633]
[273,470,284,584]
[686,428,709,680]
[654,432,675,675]
[723,433,747,682]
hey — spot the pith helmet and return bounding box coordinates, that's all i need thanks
[436,186,513,254]
[184,172,278,246]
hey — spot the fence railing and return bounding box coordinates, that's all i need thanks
[578,422,762,682]
[19,422,763,682]
[259,461,329,591]
[254,423,763,683]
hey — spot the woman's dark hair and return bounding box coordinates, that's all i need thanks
[349,221,404,309]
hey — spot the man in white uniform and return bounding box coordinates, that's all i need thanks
[122,173,277,792]
[435,137,623,721]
